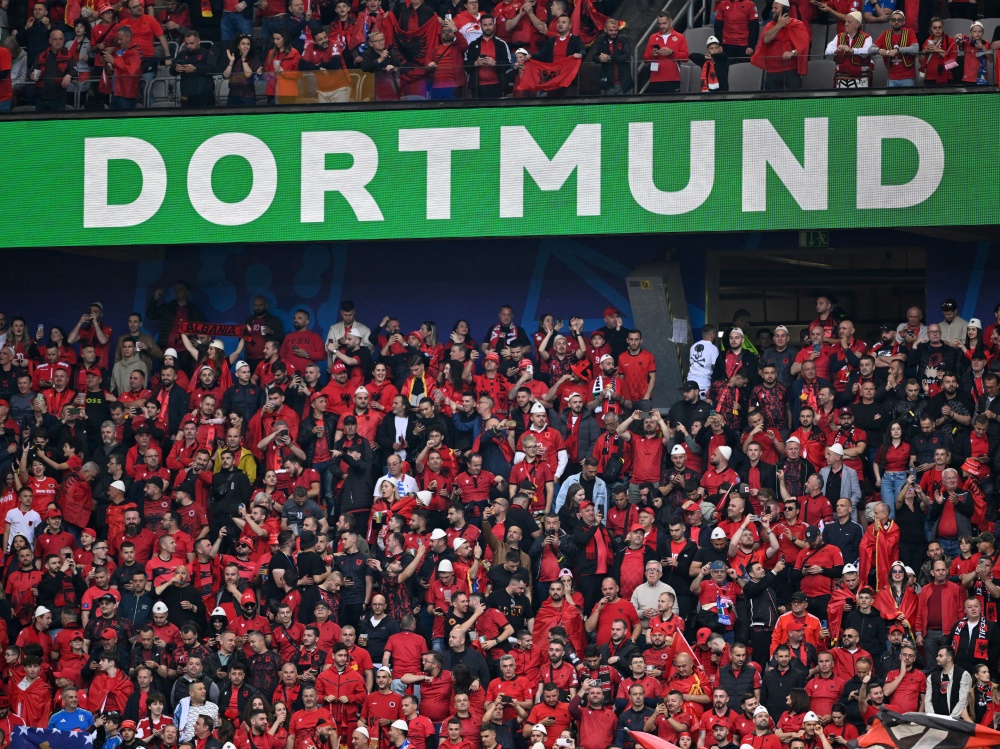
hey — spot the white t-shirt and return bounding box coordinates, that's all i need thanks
[688,339,719,392]
[373,473,419,497]
[5,507,42,550]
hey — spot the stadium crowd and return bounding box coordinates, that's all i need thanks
[0,290,998,749]
[1,0,999,110]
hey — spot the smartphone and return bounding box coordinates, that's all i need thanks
[813,343,821,352]
[821,619,828,628]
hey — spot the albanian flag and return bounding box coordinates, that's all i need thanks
[515,56,582,92]
[663,627,711,686]
[628,732,683,749]
[383,10,439,68]
[851,709,1000,749]
[570,0,608,46]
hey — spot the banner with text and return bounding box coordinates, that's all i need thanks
[1,94,996,248]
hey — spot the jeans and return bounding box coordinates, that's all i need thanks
[0,99,11,111]
[887,78,916,87]
[227,95,256,106]
[220,11,252,41]
[938,537,960,558]
[110,96,137,109]
[922,630,947,668]
[391,679,419,697]
[764,70,803,90]
[431,637,444,653]
[881,471,907,517]
[35,99,66,112]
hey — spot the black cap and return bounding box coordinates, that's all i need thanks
[299,530,317,550]
[682,381,700,391]
[941,298,958,311]
[805,525,821,541]
[98,593,117,603]
[879,322,895,332]
[790,591,808,602]
[134,425,152,436]
[737,483,751,498]
[146,476,164,491]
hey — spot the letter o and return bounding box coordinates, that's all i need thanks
[187,133,277,226]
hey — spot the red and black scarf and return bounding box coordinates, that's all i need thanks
[954,617,991,660]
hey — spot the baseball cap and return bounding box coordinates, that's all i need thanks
[790,591,808,602]
[842,563,858,574]
[976,532,996,545]
[682,380,700,391]
[805,526,821,541]
[603,306,621,317]
[66,629,84,641]
[241,590,257,605]
[696,627,712,645]
[559,568,573,579]
[97,593,117,604]
[710,528,727,540]
[888,624,905,634]
[101,627,118,639]
[45,508,62,520]
[81,527,97,538]
[639,506,655,517]
[803,712,820,724]
[838,407,853,417]
[629,523,645,534]
[941,298,958,311]
[331,361,347,373]
[429,528,447,540]
[682,500,700,512]
[531,725,548,735]
[786,620,804,631]
[152,601,169,614]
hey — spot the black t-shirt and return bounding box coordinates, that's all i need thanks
[485,588,531,635]
[333,551,372,604]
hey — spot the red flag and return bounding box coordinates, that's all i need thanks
[852,710,1000,749]
[515,56,581,92]
[383,10,440,67]
[628,732,682,749]
[570,0,608,46]
[664,627,712,686]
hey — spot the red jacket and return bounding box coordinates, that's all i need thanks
[55,470,94,528]
[107,43,142,99]
[642,30,689,81]
[916,580,965,636]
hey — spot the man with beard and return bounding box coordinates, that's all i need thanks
[700,445,740,497]
[110,508,157,565]
[928,371,974,434]
[712,328,760,389]
[531,581,585,669]
[280,309,325,372]
[617,410,669,503]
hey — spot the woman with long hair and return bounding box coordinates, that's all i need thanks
[450,319,477,352]
[873,561,920,640]
[223,33,262,106]
[264,29,301,104]
[895,474,929,573]
[875,420,910,515]
[382,543,425,621]
[557,483,586,533]
[6,319,34,361]
[775,687,811,741]
[367,362,399,412]
[270,702,290,742]
[237,695,275,731]
[960,318,988,368]
[967,663,1000,726]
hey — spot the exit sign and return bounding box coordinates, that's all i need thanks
[800,230,829,248]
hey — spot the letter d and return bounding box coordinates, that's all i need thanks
[84,137,167,228]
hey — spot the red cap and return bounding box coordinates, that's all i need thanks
[603,306,621,318]
[484,352,500,364]
[101,627,118,639]
[45,508,63,520]
[650,624,668,637]
[81,528,97,538]
[962,458,983,477]
[241,590,257,605]
[888,624,905,634]
[696,627,712,645]
[309,391,328,404]
[629,523,645,533]
[579,501,594,510]
[682,500,700,512]
[0,399,9,409]
[839,407,853,416]
[331,362,347,373]
[120,721,137,731]
[639,506,655,516]
[85,366,102,377]
[517,359,533,370]
[98,2,113,12]
[66,629,84,640]
[408,331,424,343]
[786,620,804,631]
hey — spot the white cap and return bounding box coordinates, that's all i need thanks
[671,445,686,456]
[453,537,468,550]
[390,720,409,732]
[971,19,984,28]
[153,601,169,613]
[785,435,801,444]
[222,742,237,749]
[235,360,250,372]
[711,528,727,540]
[355,386,369,395]
[969,318,983,329]
[754,706,770,716]
[742,745,757,749]
[110,480,126,492]
[34,606,51,618]
[847,9,862,22]
[376,666,392,675]
[209,339,225,351]
[904,566,915,576]
[774,0,789,6]
[598,354,615,364]
[210,606,227,617]
[730,327,745,337]
[354,728,370,740]
[515,46,530,55]
[529,402,547,415]
[706,35,720,44]
[717,445,732,461]
[430,528,447,540]
[842,563,858,574]
[827,443,845,456]
[438,559,454,572]
[417,490,433,506]
[774,325,789,333]
[164,348,179,359]
[803,712,820,724]
[530,725,548,736]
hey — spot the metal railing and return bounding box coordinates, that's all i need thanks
[630,0,707,93]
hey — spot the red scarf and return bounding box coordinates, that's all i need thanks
[953,617,991,660]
